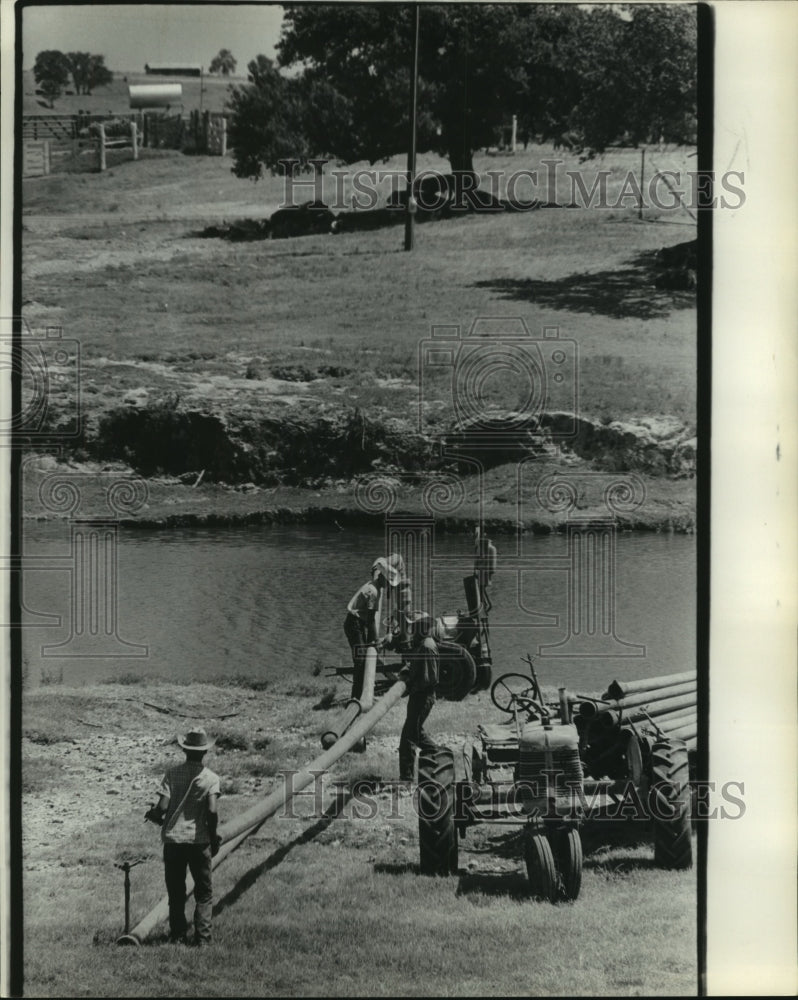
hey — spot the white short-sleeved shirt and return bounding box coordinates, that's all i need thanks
[158,761,220,844]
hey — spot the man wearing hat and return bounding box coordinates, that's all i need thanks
[379,553,413,652]
[398,611,439,781]
[145,727,221,946]
[345,559,399,701]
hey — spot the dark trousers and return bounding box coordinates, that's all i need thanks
[399,690,437,781]
[163,843,213,942]
[344,612,369,701]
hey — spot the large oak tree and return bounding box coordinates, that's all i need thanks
[228,4,696,180]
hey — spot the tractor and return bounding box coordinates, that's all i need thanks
[415,659,694,901]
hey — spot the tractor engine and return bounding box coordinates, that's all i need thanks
[517,720,583,798]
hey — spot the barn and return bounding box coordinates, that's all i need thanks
[144,63,202,77]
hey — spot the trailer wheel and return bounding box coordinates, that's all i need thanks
[552,828,583,901]
[649,738,693,870]
[524,830,558,903]
[623,730,644,786]
[417,746,458,876]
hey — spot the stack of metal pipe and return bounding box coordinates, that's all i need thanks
[577,670,697,753]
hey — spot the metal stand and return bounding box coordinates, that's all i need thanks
[115,858,145,935]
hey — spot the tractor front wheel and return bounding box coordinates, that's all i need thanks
[649,738,693,870]
[524,829,558,903]
[552,827,583,901]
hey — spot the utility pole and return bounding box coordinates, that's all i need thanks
[404,3,420,252]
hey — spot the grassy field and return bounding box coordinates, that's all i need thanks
[22,145,697,426]
[23,678,696,997]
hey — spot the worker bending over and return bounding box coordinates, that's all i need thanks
[344,559,399,700]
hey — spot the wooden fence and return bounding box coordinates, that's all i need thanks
[23,140,51,177]
[96,122,139,171]
[21,110,230,174]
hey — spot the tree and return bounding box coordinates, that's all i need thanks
[546,4,697,154]
[33,50,71,107]
[65,52,113,95]
[229,4,697,180]
[276,3,527,175]
[86,54,113,94]
[226,56,312,180]
[66,51,91,94]
[210,48,237,75]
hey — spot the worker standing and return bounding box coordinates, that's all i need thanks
[398,611,439,781]
[373,552,413,652]
[145,727,221,946]
[345,560,399,700]
[474,527,498,611]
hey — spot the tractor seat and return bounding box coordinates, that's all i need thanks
[478,723,517,744]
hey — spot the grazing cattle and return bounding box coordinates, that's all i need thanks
[552,131,581,151]
[448,187,504,214]
[268,200,337,239]
[654,240,697,290]
[656,239,697,269]
[387,173,458,214]
[387,172,505,216]
[655,268,697,291]
[333,208,402,233]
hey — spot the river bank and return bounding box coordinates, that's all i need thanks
[23,434,695,534]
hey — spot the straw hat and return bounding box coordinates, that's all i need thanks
[403,610,432,635]
[177,727,215,752]
[372,557,400,587]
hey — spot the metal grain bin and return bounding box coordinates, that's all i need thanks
[128,83,183,109]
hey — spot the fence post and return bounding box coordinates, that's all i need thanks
[98,123,106,172]
[131,121,138,160]
[43,140,51,176]
[638,147,645,221]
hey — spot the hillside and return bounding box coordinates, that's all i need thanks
[22,67,242,116]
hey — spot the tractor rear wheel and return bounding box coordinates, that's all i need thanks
[524,830,558,903]
[649,738,693,870]
[417,746,458,876]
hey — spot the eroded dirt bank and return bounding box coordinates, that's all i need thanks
[25,392,695,532]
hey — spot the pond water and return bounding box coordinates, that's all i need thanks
[21,522,696,693]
